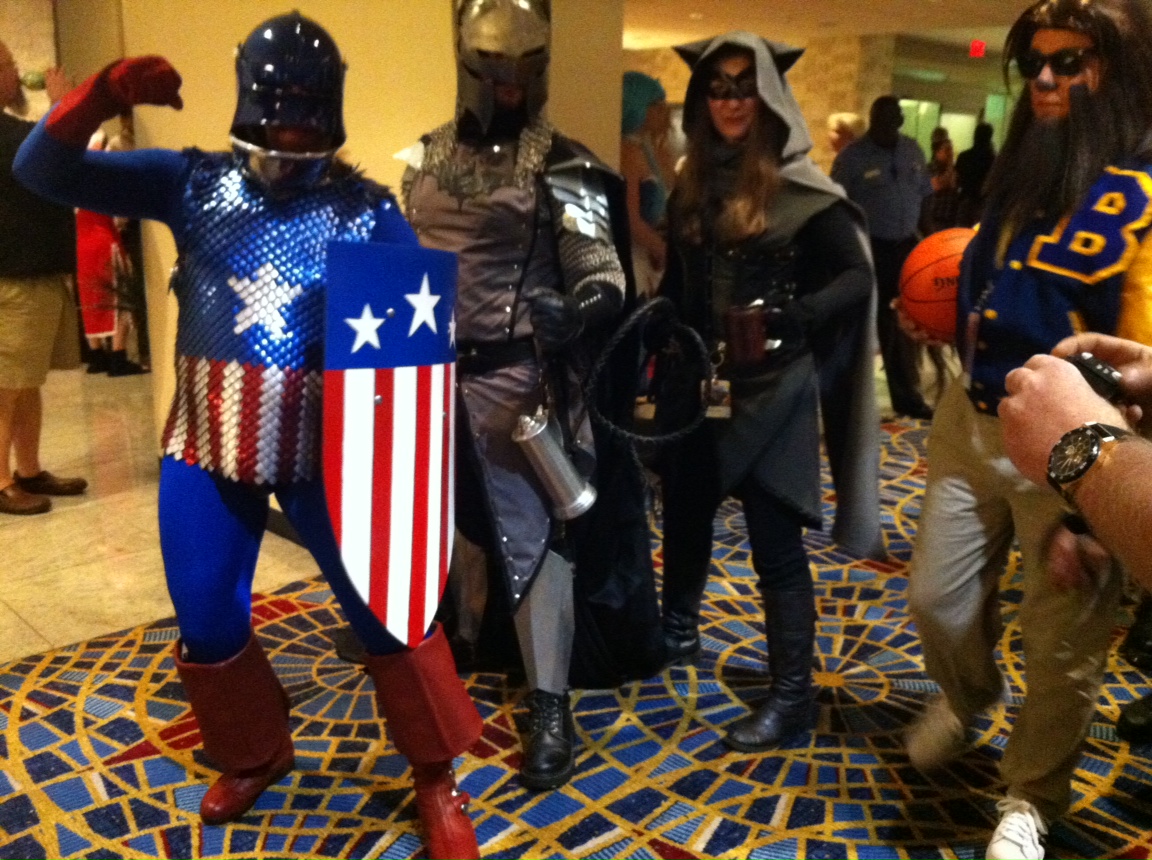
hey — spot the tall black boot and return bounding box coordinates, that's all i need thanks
[661,556,711,666]
[658,428,719,668]
[660,505,714,666]
[1122,592,1152,671]
[1117,691,1152,744]
[724,589,816,752]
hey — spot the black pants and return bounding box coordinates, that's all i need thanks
[660,423,812,605]
[871,236,930,415]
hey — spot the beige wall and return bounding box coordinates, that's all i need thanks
[551,0,623,165]
[55,0,124,82]
[791,36,896,172]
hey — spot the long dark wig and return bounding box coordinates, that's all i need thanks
[672,44,783,246]
[984,0,1152,241]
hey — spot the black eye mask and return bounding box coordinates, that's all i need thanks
[707,69,757,101]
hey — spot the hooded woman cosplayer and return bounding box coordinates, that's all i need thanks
[653,32,884,751]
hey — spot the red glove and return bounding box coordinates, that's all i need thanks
[47,56,182,147]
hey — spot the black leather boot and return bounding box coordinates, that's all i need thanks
[1122,594,1152,671]
[724,589,816,752]
[663,608,702,666]
[107,349,148,377]
[1117,691,1152,744]
[658,428,719,668]
[661,556,712,666]
[519,689,575,790]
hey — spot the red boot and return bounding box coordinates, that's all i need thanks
[364,623,483,860]
[174,634,295,825]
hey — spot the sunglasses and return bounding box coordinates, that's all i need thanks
[1016,47,1095,79]
[707,73,757,101]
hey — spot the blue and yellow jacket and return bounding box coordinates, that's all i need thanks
[961,160,1152,414]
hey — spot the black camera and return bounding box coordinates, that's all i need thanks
[1064,351,1124,403]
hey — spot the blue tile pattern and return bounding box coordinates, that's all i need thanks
[2,420,1152,857]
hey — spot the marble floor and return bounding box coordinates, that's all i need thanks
[0,368,315,665]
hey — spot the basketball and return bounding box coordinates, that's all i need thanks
[898,227,975,342]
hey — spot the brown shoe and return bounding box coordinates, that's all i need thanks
[14,470,88,496]
[0,483,52,515]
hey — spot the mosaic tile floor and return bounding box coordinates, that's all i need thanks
[3,420,1152,859]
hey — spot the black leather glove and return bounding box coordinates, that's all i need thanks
[764,302,808,348]
[530,283,622,353]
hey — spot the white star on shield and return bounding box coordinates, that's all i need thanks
[345,304,385,353]
[405,273,441,336]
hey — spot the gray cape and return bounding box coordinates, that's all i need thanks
[673,31,886,560]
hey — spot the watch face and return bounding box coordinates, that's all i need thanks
[1049,427,1101,484]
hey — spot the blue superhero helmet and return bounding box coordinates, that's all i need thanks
[230,12,346,192]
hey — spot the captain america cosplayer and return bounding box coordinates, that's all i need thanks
[15,14,483,859]
[402,0,663,790]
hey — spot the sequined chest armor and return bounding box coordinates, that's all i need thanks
[161,152,383,485]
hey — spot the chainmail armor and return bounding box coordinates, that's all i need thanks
[403,115,555,208]
[161,151,391,485]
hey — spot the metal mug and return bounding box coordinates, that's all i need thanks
[512,406,597,520]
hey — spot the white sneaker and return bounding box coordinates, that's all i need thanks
[986,797,1047,860]
[904,695,969,771]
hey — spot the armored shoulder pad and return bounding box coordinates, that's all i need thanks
[393,139,427,171]
[545,158,614,245]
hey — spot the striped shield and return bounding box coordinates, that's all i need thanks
[322,242,457,647]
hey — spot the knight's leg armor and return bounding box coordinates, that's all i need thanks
[513,549,577,789]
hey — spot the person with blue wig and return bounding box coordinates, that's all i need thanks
[621,70,674,296]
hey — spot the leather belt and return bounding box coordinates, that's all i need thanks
[456,338,537,375]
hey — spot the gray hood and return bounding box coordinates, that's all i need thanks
[676,31,845,202]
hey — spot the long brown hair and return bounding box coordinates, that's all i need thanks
[673,45,781,246]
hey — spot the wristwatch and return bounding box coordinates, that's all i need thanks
[1046,421,1131,504]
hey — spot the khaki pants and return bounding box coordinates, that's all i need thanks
[0,273,80,388]
[908,379,1123,821]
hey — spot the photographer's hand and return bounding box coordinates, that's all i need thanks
[1000,354,1129,486]
[1053,333,1152,435]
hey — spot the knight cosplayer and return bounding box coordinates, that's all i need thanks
[403,0,663,790]
[15,14,482,859]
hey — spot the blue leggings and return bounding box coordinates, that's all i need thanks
[158,457,404,664]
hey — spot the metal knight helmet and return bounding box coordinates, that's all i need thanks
[230,12,346,192]
[453,0,551,133]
